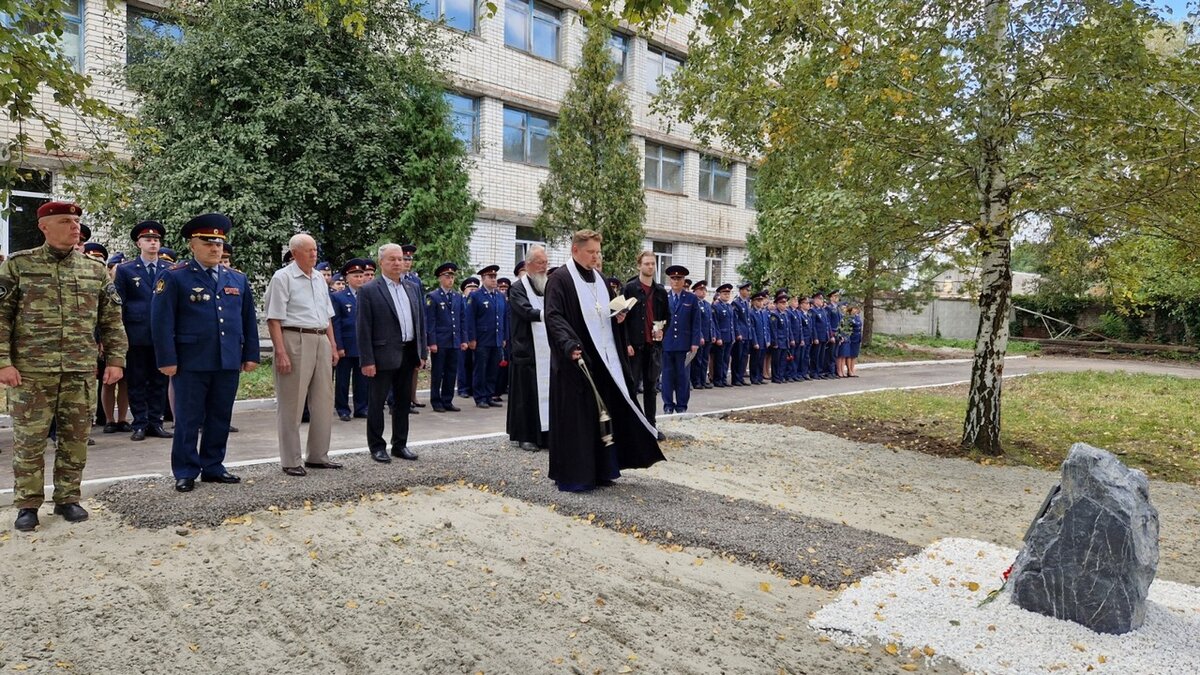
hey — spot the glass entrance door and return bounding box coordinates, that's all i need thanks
[3,171,53,256]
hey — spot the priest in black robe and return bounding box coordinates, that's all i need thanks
[506,246,550,451]
[544,230,664,492]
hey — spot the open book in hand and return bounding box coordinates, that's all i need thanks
[609,295,638,317]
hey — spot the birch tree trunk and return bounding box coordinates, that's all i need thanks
[862,253,877,346]
[962,0,1013,456]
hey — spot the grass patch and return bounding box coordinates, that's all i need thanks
[860,333,1040,362]
[234,358,433,400]
[729,371,1200,485]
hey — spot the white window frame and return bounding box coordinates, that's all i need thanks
[745,167,758,209]
[704,246,725,286]
[652,241,673,285]
[445,92,480,153]
[699,154,733,204]
[3,0,84,71]
[412,0,477,32]
[505,0,561,62]
[608,32,630,82]
[645,46,682,95]
[644,142,685,193]
[503,106,555,167]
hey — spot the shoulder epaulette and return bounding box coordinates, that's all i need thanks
[170,262,189,271]
[8,249,36,259]
[120,259,139,266]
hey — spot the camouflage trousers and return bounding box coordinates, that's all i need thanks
[10,371,94,508]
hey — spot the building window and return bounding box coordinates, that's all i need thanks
[608,33,630,82]
[699,155,733,204]
[514,225,544,267]
[412,0,475,32]
[644,142,684,193]
[745,167,758,209]
[645,46,682,95]
[503,107,554,167]
[2,170,54,255]
[126,7,183,65]
[704,247,725,285]
[4,0,84,71]
[505,0,561,62]
[445,92,479,152]
[652,241,673,285]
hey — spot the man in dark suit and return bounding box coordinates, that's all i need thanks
[151,214,260,493]
[114,220,172,441]
[621,251,668,437]
[357,243,428,463]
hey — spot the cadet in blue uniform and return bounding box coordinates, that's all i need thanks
[400,244,426,410]
[425,262,466,413]
[769,292,791,383]
[688,280,713,390]
[456,276,479,398]
[152,214,260,493]
[808,292,830,379]
[731,281,753,386]
[748,291,770,384]
[496,275,512,399]
[826,290,844,377]
[114,220,173,441]
[332,258,373,421]
[710,283,734,386]
[785,296,802,382]
[466,265,507,408]
[796,296,814,380]
[661,265,701,414]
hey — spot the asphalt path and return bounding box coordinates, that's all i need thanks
[1,355,1196,504]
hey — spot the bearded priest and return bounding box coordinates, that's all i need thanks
[543,230,664,492]
[506,245,552,451]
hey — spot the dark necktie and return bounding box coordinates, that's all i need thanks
[208,268,218,284]
[148,263,156,277]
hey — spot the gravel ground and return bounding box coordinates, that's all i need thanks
[96,434,916,589]
[812,538,1200,675]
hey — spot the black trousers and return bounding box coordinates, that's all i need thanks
[366,343,417,453]
[126,344,168,430]
[629,342,662,426]
[335,355,368,417]
[429,346,459,409]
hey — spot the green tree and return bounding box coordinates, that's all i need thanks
[534,16,645,279]
[125,0,477,281]
[1,0,131,207]
[624,0,1200,455]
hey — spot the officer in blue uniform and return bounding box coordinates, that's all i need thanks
[151,213,260,493]
[731,281,753,386]
[689,280,713,390]
[769,292,791,383]
[748,291,770,384]
[661,265,701,414]
[332,258,372,421]
[82,242,108,263]
[465,265,507,409]
[826,290,844,377]
[809,292,830,379]
[495,276,512,398]
[710,283,735,386]
[795,296,813,381]
[425,262,466,413]
[114,220,173,441]
[456,276,479,399]
[400,244,426,411]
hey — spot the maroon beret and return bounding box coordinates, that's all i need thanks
[37,201,83,219]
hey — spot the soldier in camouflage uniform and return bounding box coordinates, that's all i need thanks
[0,201,128,532]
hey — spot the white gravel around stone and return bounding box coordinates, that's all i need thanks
[810,537,1200,675]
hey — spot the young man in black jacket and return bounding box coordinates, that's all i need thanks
[621,251,669,439]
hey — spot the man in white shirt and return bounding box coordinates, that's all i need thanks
[264,233,341,476]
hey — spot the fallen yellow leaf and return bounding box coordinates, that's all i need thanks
[966,582,981,592]
[345,600,359,609]
[800,575,811,585]
[885,643,899,655]
[188,644,200,653]
[900,665,918,672]
[923,645,936,657]
[759,582,772,593]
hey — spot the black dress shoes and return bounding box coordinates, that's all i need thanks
[519,441,538,452]
[118,422,134,432]
[657,431,667,441]
[445,405,461,412]
[130,428,146,441]
[14,508,39,532]
[103,423,120,434]
[370,448,392,463]
[413,401,426,408]
[432,407,446,413]
[229,425,239,433]
[304,460,343,469]
[281,466,307,476]
[339,414,352,422]
[146,425,173,439]
[391,446,418,461]
[200,472,241,484]
[487,400,503,408]
[53,503,89,522]
[175,478,195,492]
[476,402,491,409]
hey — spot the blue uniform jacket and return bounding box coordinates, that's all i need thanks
[751,307,770,348]
[331,288,360,358]
[826,304,843,339]
[465,288,507,348]
[114,257,166,346]
[697,298,713,344]
[769,309,790,346]
[663,290,702,352]
[712,300,735,343]
[810,305,829,343]
[151,261,260,371]
[786,308,802,345]
[425,286,464,349]
[798,309,815,343]
[850,314,863,342]
[732,296,751,340]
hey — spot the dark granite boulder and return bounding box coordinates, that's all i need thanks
[1010,443,1159,635]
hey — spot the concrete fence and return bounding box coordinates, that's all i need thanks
[872,298,1012,340]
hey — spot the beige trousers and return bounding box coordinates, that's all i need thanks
[274,330,333,467]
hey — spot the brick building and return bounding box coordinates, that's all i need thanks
[2,1,757,284]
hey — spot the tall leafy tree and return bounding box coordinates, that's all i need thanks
[1,0,131,207]
[534,16,645,279]
[125,0,477,281]
[621,0,1200,455]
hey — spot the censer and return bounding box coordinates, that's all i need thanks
[576,359,614,446]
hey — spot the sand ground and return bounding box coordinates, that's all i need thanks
[2,415,1195,674]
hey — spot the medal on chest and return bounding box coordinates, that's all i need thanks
[189,287,211,303]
